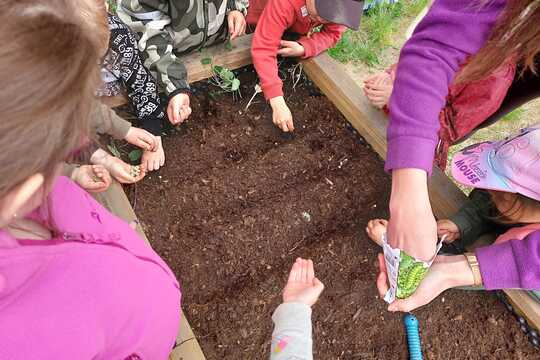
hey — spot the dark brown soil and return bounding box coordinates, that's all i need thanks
[126,67,537,359]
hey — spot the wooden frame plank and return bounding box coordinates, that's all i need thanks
[101,34,253,108]
[93,182,206,360]
[302,53,540,330]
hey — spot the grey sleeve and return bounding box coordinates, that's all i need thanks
[270,303,313,360]
[449,189,493,247]
[91,101,132,140]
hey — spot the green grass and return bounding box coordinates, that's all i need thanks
[328,0,428,66]
[107,0,117,13]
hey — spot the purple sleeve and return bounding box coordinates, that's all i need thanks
[476,231,540,290]
[385,0,506,174]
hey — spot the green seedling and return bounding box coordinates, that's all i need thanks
[128,149,142,162]
[396,252,428,299]
[201,57,212,65]
[225,39,233,51]
[210,65,242,100]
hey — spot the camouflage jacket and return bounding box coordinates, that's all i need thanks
[116,0,249,98]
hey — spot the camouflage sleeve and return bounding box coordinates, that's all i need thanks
[116,0,190,98]
[228,0,249,14]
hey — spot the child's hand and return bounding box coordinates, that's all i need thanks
[283,258,325,307]
[227,10,246,40]
[142,136,165,172]
[437,219,460,242]
[72,165,111,193]
[125,127,156,151]
[168,93,192,125]
[270,96,294,132]
[377,254,474,312]
[366,219,388,246]
[91,149,146,184]
[277,40,305,58]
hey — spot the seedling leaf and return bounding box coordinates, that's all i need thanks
[231,78,241,91]
[201,57,212,65]
[128,149,142,162]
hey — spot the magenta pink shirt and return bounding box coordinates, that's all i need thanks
[0,177,181,360]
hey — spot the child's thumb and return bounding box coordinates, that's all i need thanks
[313,277,324,291]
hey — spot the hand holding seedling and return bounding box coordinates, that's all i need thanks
[377,254,475,312]
[227,10,246,40]
[72,165,111,193]
[91,149,146,184]
[270,96,294,132]
[436,219,460,242]
[168,93,192,125]
[283,258,324,307]
[125,127,157,151]
[277,40,305,58]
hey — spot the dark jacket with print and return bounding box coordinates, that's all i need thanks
[117,0,249,98]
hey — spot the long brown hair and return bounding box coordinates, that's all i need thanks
[0,0,103,198]
[457,0,540,82]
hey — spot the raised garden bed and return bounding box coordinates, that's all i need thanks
[125,65,537,359]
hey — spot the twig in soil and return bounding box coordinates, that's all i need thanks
[352,307,363,322]
[131,183,138,212]
[288,63,304,91]
[288,239,306,253]
[245,84,262,111]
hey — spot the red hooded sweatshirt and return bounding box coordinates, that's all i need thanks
[247,0,346,100]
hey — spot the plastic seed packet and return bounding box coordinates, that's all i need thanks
[382,234,443,303]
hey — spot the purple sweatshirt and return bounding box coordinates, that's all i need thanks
[387,0,540,290]
[386,0,506,174]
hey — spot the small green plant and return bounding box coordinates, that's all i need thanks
[210,65,242,100]
[128,149,143,162]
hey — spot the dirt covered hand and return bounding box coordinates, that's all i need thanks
[228,10,246,40]
[168,93,192,125]
[142,136,165,172]
[71,165,111,193]
[270,96,294,132]
[125,127,156,152]
[377,254,475,312]
[437,219,460,242]
[277,40,305,58]
[283,258,324,307]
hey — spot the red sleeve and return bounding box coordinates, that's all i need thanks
[251,0,295,100]
[298,23,346,58]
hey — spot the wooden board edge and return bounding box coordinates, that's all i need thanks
[302,52,540,330]
[505,289,540,331]
[93,181,206,360]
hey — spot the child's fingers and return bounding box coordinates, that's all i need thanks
[306,259,315,282]
[300,259,308,283]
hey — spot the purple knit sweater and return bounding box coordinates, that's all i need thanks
[387,0,539,290]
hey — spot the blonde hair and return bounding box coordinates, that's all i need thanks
[0,0,103,197]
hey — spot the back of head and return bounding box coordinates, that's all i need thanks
[0,0,102,198]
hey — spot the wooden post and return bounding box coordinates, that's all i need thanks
[302,52,540,330]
